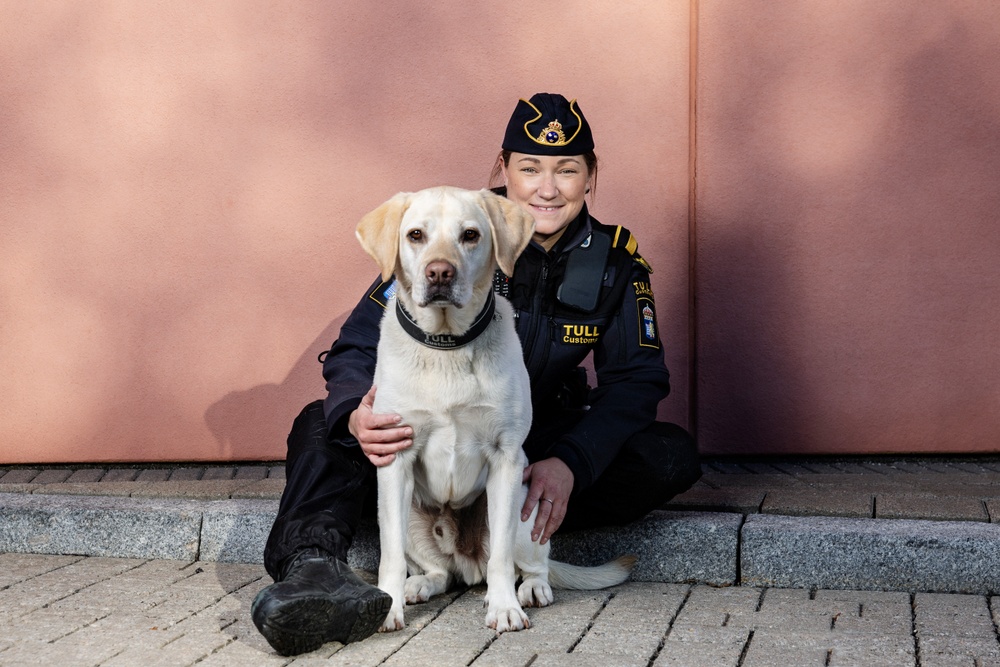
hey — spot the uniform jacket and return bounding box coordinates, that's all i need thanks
[320,202,670,495]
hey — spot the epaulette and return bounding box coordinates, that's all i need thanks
[367,279,397,309]
[611,226,653,273]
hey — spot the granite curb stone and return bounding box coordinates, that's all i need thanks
[550,510,742,585]
[8,458,1000,597]
[199,499,279,563]
[0,493,203,561]
[0,492,739,586]
[741,513,1000,594]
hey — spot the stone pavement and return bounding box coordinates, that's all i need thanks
[4,457,1000,665]
[3,552,1000,666]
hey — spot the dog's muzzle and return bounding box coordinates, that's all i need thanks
[422,260,459,307]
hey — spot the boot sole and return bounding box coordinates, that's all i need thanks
[254,588,392,656]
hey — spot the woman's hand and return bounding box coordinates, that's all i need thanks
[348,386,412,467]
[521,457,574,544]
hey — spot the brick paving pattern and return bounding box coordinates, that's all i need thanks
[2,554,1000,666]
[5,458,1000,664]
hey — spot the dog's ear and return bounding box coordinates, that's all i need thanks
[356,192,412,281]
[477,190,535,277]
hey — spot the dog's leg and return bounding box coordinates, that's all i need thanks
[403,506,453,604]
[376,463,414,632]
[483,453,530,632]
[514,485,554,608]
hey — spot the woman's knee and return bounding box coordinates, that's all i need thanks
[626,422,702,493]
[286,400,329,457]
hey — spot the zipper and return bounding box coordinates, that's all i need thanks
[524,261,551,379]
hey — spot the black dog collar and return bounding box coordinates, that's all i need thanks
[395,292,497,350]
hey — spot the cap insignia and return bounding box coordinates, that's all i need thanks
[538,120,567,145]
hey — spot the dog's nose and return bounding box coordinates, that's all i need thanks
[425,261,455,287]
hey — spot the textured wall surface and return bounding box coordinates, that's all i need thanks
[695,1,1000,454]
[1,1,691,463]
[4,2,998,463]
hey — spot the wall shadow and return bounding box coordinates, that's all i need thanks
[204,312,349,461]
[694,2,1000,455]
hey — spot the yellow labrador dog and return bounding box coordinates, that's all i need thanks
[356,186,634,634]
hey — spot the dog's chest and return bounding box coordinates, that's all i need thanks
[375,342,526,507]
[391,392,509,507]
[374,296,531,507]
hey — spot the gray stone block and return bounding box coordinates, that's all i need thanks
[876,494,988,522]
[0,469,40,484]
[0,493,202,561]
[665,486,765,514]
[32,470,74,484]
[65,469,107,483]
[135,469,170,482]
[102,468,140,482]
[230,477,285,499]
[550,511,741,585]
[168,467,205,481]
[233,466,268,481]
[761,488,872,518]
[129,480,253,500]
[41,482,137,497]
[347,518,382,572]
[741,514,1000,594]
[344,512,741,586]
[199,499,278,563]
[201,466,236,481]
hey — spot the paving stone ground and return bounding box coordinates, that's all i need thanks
[2,553,1000,667]
[6,458,1000,664]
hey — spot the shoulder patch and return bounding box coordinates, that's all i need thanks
[636,294,660,349]
[612,226,653,273]
[368,280,397,309]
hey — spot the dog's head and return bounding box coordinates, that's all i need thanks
[356,187,535,309]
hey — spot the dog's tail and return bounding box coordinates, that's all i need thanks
[547,555,637,590]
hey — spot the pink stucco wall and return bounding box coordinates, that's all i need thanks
[1,2,691,463]
[4,2,998,464]
[694,1,1000,454]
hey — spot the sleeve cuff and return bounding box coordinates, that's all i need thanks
[548,441,592,496]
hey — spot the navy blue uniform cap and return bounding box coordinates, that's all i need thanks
[502,93,595,155]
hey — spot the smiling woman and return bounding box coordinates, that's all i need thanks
[502,154,591,250]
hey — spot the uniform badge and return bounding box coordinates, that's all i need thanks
[560,324,601,345]
[537,120,567,145]
[368,280,397,309]
[636,296,660,349]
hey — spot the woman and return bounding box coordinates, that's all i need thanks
[252,93,701,657]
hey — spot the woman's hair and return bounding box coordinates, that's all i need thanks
[488,150,599,200]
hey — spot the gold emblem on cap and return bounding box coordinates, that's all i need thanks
[521,98,584,148]
[537,120,567,145]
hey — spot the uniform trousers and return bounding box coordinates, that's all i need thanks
[263,400,702,580]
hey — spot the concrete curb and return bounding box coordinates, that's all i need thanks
[741,513,1000,594]
[0,492,204,561]
[4,492,1000,595]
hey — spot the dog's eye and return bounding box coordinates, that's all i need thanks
[407,230,424,242]
[462,229,480,243]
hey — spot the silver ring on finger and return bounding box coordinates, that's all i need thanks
[541,498,554,504]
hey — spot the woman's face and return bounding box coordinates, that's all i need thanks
[501,152,592,248]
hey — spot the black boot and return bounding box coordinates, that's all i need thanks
[251,548,392,656]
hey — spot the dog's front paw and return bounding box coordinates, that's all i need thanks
[485,603,530,633]
[404,574,440,604]
[379,605,405,633]
[517,577,553,608]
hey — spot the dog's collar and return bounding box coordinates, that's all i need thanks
[395,292,497,350]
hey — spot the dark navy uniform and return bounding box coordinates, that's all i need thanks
[264,204,702,578]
